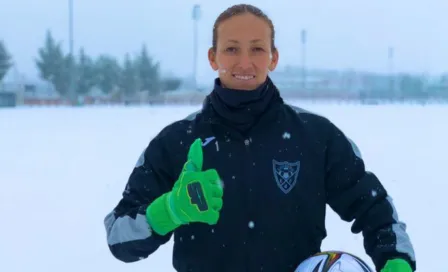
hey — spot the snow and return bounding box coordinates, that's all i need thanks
[0,102,445,271]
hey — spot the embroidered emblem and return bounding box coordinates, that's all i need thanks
[272,159,300,194]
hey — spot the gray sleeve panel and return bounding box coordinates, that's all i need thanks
[103,206,172,262]
[386,196,416,262]
[104,211,152,246]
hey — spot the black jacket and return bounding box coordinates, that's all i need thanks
[104,77,416,272]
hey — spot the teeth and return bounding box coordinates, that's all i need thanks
[233,75,255,80]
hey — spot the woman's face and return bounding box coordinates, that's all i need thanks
[208,13,279,91]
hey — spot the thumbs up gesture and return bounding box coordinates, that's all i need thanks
[169,138,224,225]
[146,138,224,235]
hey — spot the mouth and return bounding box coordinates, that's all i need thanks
[232,74,255,81]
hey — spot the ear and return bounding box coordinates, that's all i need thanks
[208,47,219,71]
[268,49,279,71]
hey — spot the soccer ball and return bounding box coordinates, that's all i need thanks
[295,251,374,272]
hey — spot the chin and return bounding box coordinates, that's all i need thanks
[228,79,261,91]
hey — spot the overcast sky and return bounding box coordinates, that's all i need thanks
[1,0,447,83]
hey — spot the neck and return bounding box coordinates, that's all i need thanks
[206,76,282,132]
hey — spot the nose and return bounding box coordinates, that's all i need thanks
[237,51,253,69]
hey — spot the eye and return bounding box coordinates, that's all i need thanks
[252,47,265,52]
[225,47,238,53]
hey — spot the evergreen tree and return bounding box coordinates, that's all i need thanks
[35,30,71,96]
[136,44,160,96]
[94,54,121,94]
[119,53,140,97]
[76,48,96,95]
[0,40,12,82]
[161,77,182,92]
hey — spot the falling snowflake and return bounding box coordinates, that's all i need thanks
[282,132,291,139]
[248,221,255,229]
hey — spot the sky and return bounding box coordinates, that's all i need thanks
[1,0,448,84]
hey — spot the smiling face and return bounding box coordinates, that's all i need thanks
[208,12,279,91]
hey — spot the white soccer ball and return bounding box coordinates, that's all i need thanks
[295,251,374,272]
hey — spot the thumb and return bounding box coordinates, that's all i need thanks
[183,138,203,172]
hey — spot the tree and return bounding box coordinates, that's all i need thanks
[76,48,96,95]
[161,77,182,92]
[440,74,448,99]
[136,44,160,96]
[94,54,121,94]
[398,74,426,99]
[0,40,13,82]
[35,30,71,96]
[119,53,140,97]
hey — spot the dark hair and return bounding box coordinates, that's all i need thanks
[212,4,276,52]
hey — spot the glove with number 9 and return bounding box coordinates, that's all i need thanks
[146,138,224,235]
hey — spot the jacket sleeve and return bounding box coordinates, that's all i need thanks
[103,134,175,263]
[324,120,416,271]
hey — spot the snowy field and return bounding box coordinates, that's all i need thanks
[1,101,445,271]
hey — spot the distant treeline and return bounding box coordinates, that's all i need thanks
[0,30,182,99]
[1,30,448,103]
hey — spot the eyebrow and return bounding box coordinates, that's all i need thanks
[227,39,263,43]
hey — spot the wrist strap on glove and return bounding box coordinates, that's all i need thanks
[146,192,182,236]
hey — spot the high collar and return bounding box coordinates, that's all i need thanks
[204,76,282,133]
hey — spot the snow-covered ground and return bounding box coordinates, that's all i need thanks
[1,102,445,271]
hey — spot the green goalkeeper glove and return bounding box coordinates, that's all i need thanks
[146,138,224,235]
[381,259,412,272]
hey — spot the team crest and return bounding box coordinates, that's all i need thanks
[272,159,300,194]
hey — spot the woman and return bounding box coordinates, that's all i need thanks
[104,4,416,272]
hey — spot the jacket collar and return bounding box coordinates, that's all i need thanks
[202,76,283,133]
